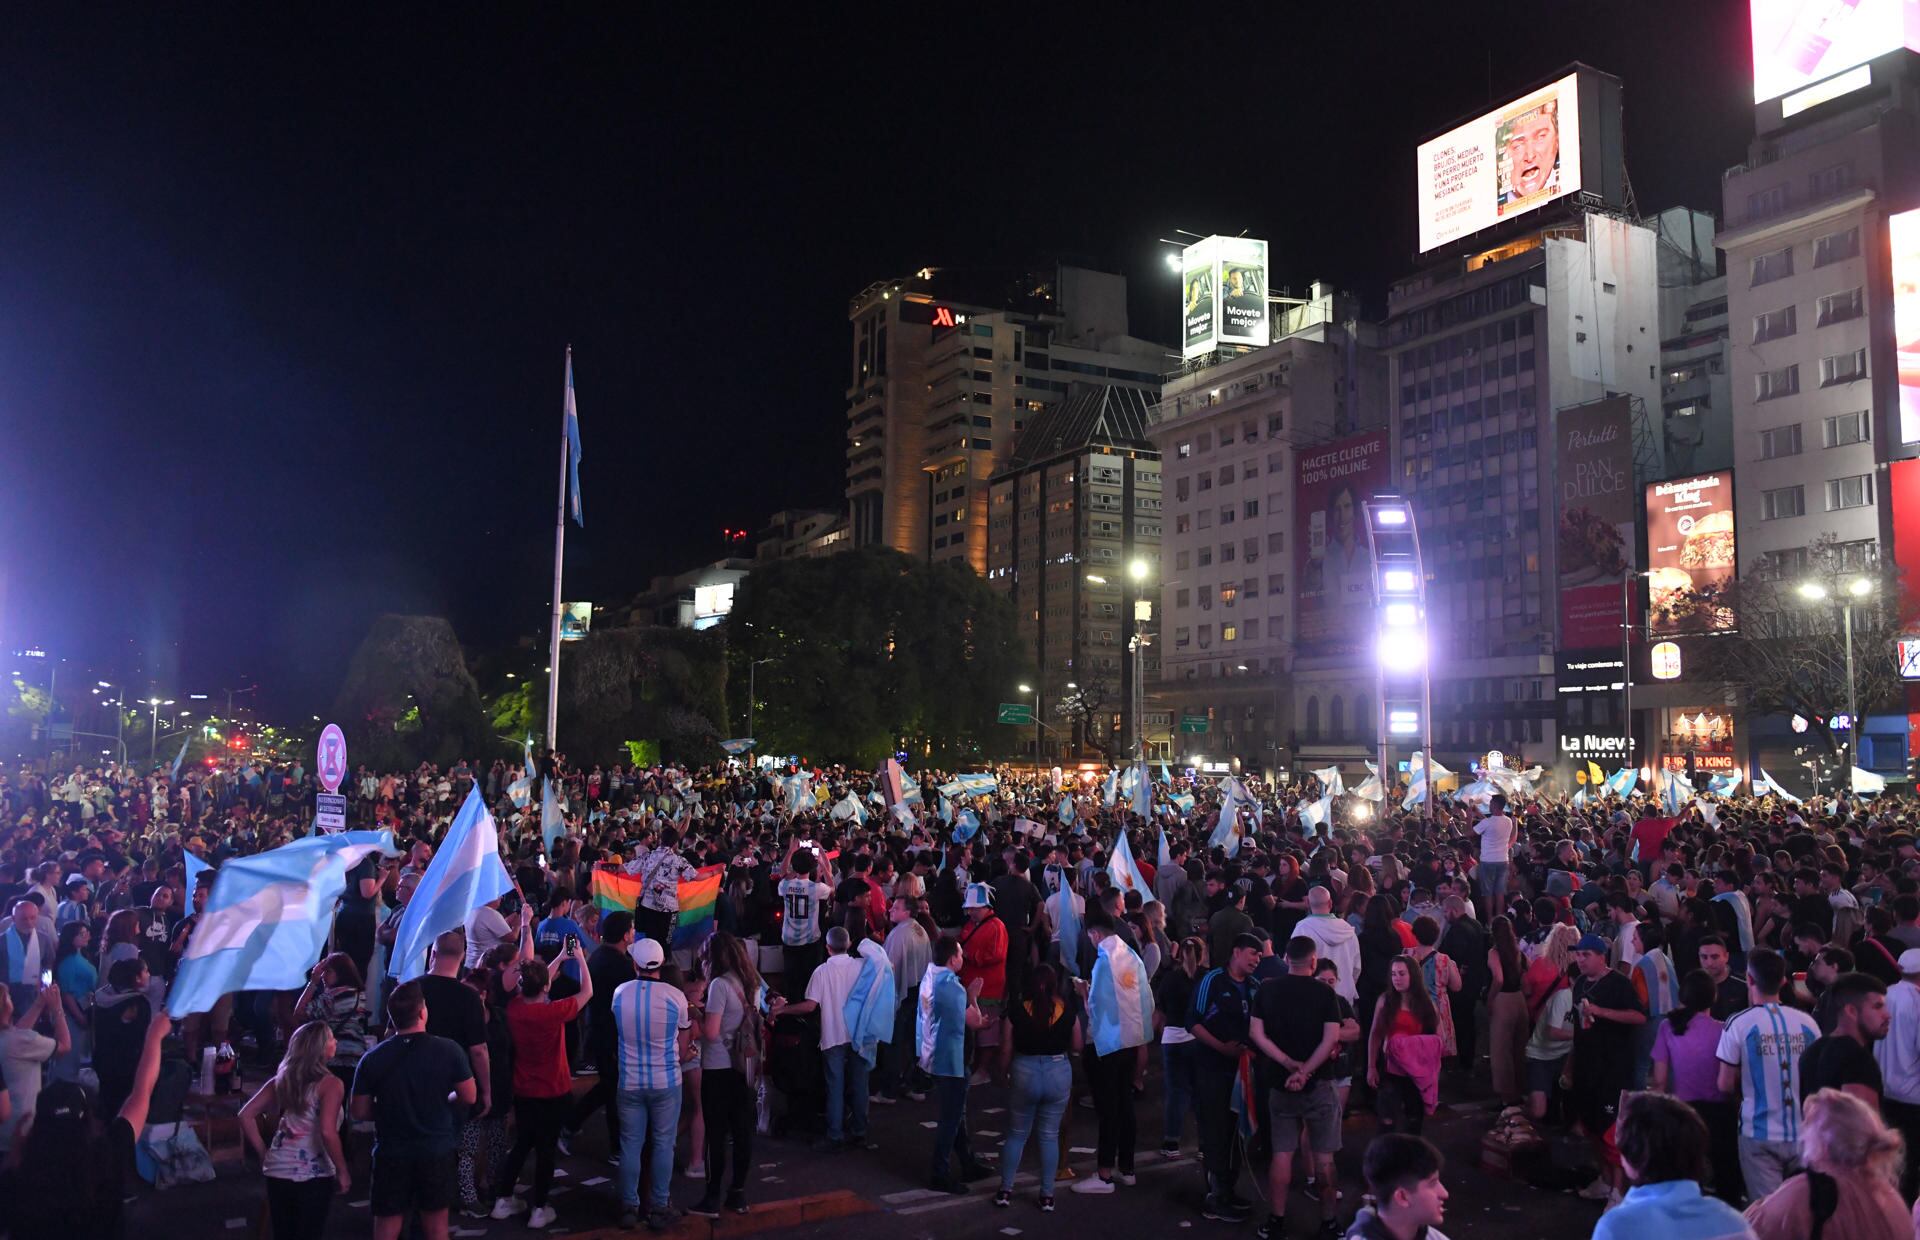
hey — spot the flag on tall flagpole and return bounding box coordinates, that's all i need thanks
[168,830,399,1016]
[564,352,584,526]
[389,786,515,982]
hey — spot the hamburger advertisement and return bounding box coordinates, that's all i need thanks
[1646,470,1736,636]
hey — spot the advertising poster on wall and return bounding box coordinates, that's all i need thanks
[1895,208,1920,444]
[1662,706,1736,772]
[1890,459,1920,627]
[1180,236,1270,358]
[559,601,593,641]
[1646,471,1737,636]
[1749,0,1920,104]
[1295,430,1391,657]
[1416,71,1583,253]
[1556,397,1635,649]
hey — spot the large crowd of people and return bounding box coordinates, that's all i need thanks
[5,750,1920,1240]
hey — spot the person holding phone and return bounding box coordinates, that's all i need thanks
[0,980,71,1156]
[489,940,593,1228]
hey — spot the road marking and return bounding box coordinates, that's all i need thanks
[893,1152,1186,1215]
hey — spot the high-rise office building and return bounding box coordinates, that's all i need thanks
[845,265,1162,573]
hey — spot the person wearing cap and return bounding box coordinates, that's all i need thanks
[1567,930,1646,1206]
[610,936,692,1230]
[1873,945,1920,1197]
[958,882,1007,1084]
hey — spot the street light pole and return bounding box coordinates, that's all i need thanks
[1800,577,1872,786]
[746,658,773,739]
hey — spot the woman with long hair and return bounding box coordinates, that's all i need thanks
[1154,936,1207,1157]
[1647,968,1736,1195]
[994,962,1081,1211]
[1745,1089,1910,1240]
[1485,915,1529,1106]
[1406,916,1462,1059]
[49,922,94,1084]
[692,931,763,1216]
[1366,956,1438,1135]
[1355,894,1404,1050]
[238,1021,350,1240]
[293,951,368,1090]
[1523,923,1579,1021]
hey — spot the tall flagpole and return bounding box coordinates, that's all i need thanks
[545,346,570,754]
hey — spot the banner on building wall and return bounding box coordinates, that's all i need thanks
[1555,397,1635,649]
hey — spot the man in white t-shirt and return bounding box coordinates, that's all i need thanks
[464,894,519,969]
[1473,794,1515,919]
[771,927,875,1149]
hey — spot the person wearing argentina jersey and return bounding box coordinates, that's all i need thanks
[1714,947,1820,1201]
[611,938,692,1231]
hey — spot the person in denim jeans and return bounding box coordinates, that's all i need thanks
[993,964,1082,1211]
[770,927,877,1149]
[1155,937,1207,1157]
[922,935,992,1192]
[610,939,692,1231]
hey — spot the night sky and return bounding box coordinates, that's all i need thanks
[0,3,1756,715]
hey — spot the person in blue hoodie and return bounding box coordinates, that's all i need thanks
[1592,1091,1756,1240]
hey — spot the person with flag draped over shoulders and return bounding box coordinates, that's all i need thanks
[623,826,697,951]
[1071,908,1153,1196]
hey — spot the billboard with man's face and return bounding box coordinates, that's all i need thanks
[1294,430,1391,657]
[1417,71,1584,253]
[1750,0,1920,104]
[1180,236,1269,359]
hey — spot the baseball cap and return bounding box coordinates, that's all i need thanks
[1574,934,1610,955]
[1899,949,1920,976]
[629,939,666,971]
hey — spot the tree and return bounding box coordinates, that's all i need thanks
[728,548,1031,767]
[1688,535,1905,759]
[554,625,727,765]
[330,614,490,770]
[1055,682,1119,763]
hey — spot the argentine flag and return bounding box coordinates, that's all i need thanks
[1107,830,1156,903]
[1131,760,1152,820]
[1707,771,1740,797]
[389,786,515,982]
[1604,767,1639,797]
[168,830,399,1016]
[170,733,191,781]
[541,777,568,853]
[1754,767,1802,804]
[1658,767,1690,816]
[508,736,537,809]
[1049,885,1084,978]
[831,794,868,825]
[1102,769,1120,808]
[1170,791,1195,814]
[183,851,213,902]
[1156,825,1172,871]
[1312,765,1345,796]
[1299,793,1332,834]
[952,808,980,844]
[1087,935,1155,1055]
[1058,794,1075,825]
[843,939,896,1069]
[564,351,584,525]
[1160,759,1173,784]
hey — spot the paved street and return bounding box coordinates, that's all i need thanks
[133,1060,1612,1239]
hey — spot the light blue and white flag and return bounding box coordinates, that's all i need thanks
[507,737,537,808]
[1131,760,1152,820]
[541,777,567,853]
[1107,830,1156,903]
[951,808,980,844]
[1102,769,1120,808]
[170,733,191,781]
[843,939,897,1069]
[1658,768,1690,816]
[1209,808,1243,859]
[1170,791,1195,814]
[939,772,998,797]
[783,772,816,812]
[168,830,399,1016]
[1707,771,1741,797]
[1299,793,1332,834]
[936,793,954,825]
[564,351,584,526]
[1604,767,1639,797]
[183,851,213,902]
[831,794,868,825]
[1312,765,1345,796]
[1058,795,1075,824]
[1160,759,1174,784]
[1087,935,1155,1056]
[1853,766,1887,795]
[1050,886,1083,978]
[1156,825,1172,871]
[1572,787,1588,807]
[389,786,515,982]
[1755,767,1802,804]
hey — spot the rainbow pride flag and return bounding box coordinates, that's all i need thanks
[590,864,725,952]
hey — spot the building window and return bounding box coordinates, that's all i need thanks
[1329,696,1345,739]
[1267,573,1286,594]
[1755,364,1799,400]
[1177,441,1192,459]
[1220,506,1236,526]
[1197,473,1213,492]
[1758,424,1802,459]
[1836,538,1878,569]
[1243,538,1259,562]
[1752,305,1796,343]
[1750,245,1793,286]
[1266,531,1285,554]
[1304,696,1320,741]
[1197,548,1212,567]
[1244,499,1259,518]
[1175,477,1190,501]
[1268,451,1284,474]
[1823,410,1869,447]
[1175,588,1190,609]
[1762,485,1805,520]
[1820,349,1867,386]
[1826,473,1873,510]
[1174,626,1190,648]
[1222,624,1238,642]
[1221,542,1237,562]
[1220,464,1235,484]
[1196,432,1212,452]
[1175,514,1191,533]
[1198,510,1212,530]
[1747,186,1788,222]
[1243,576,1258,598]
[1816,287,1864,326]
[1175,550,1190,570]
[1814,227,1860,267]
[1808,162,1852,199]
[1760,546,1809,578]
[1220,584,1237,606]
[1197,624,1212,649]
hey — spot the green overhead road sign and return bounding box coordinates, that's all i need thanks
[1179,713,1210,733]
[997,702,1035,725]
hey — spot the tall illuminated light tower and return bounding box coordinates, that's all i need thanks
[1363,496,1433,821]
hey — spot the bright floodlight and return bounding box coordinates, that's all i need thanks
[1165,253,1183,272]
[1383,602,1417,628]
[1378,632,1426,672]
[1086,573,1108,585]
[1376,508,1407,526]
[1798,581,1828,601]
[1382,569,1417,593]
[1018,683,1032,694]
[1128,558,1149,581]
[1389,709,1420,735]
[1847,577,1874,597]
[1189,754,1203,768]
[1351,802,1374,822]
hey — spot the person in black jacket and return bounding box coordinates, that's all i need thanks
[564,912,636,1151]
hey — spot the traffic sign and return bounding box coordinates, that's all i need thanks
[314,792,348,833]
[997,702,1035,726]
[1179,712,1209,734]
[316,723,348,794]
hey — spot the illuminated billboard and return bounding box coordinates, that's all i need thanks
[1896,208,1920,444]
[1417,71,1583,253]
[1750,0,1920,104]
[1180,236,1269,359]
[560,601,592,641]
[1555,397,1635,648]
[1294,430,1391,656]
[1646,471,1737,636]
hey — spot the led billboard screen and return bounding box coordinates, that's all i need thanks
[1180,236,1269,359]
[1750,0,1920,104]
[1294,430,1391,657]
[1417,71,1583,253]
[1556,397,1635,649]
[560,601,592,641]
[1895,207,1920,443]
[1646,471,1736,636]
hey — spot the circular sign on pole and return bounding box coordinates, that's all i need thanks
[1650,641,1682,681]
[316,723,348,794]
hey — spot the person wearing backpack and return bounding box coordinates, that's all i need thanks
[1745,1088,1909,1240]
[691,932,763,1217]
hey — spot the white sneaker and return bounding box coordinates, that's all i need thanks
[686,1163,707,1180]
[1576,1177,1614,1201]
[1116,1171,1137,1186]
[1071,1175,1116,1195]
[528,1204,557,1228]
[491,1195,528,1218]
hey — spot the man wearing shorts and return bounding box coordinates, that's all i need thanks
[1473,795,1515,918]
[352,979,477,1240]
[1249,936,1345,1238]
